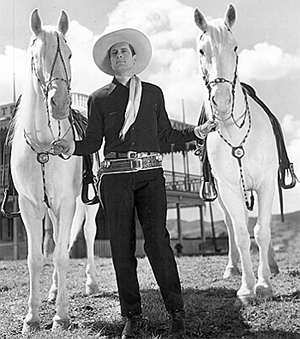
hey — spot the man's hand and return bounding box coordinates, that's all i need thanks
[51,139,74,156]
[194,120,219,139]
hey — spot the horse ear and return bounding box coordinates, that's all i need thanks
[57,10,69,35]
[224,4,236,29]
[30,8,42,36]
[194,8,208,32]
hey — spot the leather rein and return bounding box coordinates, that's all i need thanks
[199,40,254,210]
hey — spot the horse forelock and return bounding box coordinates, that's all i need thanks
[206,19,235,48]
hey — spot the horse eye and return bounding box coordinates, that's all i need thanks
[199,49,205,56]
[69,54,72,59]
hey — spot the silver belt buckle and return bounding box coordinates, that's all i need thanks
[131,159,143,170]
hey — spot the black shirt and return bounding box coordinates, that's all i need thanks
[74,78,198,156]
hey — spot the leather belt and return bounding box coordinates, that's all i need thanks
[105,151,159,159]
[98,151,163,177]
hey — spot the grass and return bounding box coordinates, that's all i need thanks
[0,252,299,338]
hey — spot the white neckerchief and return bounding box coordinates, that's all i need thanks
[119,75,142,140]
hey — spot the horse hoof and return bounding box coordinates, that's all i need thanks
[255,284,273,300]
[234,295,255,307]
[223,266,240,279]
[270,264,280,276]
[48,289,58,303]
[22,321,40,334]
[52,318,70,332]
[86,283,99,296]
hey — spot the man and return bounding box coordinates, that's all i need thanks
[52,28,217,339]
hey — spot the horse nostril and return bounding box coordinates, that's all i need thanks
[212,96,217,107]
[50,97,57,107]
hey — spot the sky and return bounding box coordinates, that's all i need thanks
[0,0,299,219]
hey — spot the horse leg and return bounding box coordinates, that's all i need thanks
[48,269,58,303]
[46,211,58,303]
[268,239,279,276]
[253,184,275,300]
[83,203,99,295]
[20,197,44,334]
[219,187,256,305]
[218,196,240,278]
[51,208,74,332]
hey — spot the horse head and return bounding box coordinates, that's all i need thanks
[195,4,238,118]
[30,9,72,120]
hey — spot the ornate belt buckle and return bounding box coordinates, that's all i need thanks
[131,159,143,170]
[37,152,49,164]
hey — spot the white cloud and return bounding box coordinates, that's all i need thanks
[239,42,300,81]
[0,46,27,103]
[282,114,300,139]
[67,20,111,95]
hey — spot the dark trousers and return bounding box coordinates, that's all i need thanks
[100,168,184,317]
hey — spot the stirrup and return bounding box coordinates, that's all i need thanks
[81,180,100,205]
[1,188,20,218]
[200,177,218,202]
[279,163,299,189]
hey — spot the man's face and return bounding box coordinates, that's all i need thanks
[109,42,136,76]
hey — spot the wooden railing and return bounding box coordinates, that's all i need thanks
[164,170,201,193]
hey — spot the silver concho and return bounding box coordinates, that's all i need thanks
[37,152,49,164]
[232,146,245,159]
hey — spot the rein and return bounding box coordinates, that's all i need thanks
[28,32,73,208]
[216,89,254,211]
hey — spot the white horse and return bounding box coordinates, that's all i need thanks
[194,4,280,305]
[10,9,98,333]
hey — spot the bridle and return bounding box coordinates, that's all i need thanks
[199,45,243,125]
[27,31,74,208]
[30,31,72,140]
[199,31,254,211]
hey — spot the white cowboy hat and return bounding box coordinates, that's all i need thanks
[93,28,152,76]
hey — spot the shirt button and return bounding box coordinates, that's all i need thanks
[132,127,135,131]
[131,142,135,146]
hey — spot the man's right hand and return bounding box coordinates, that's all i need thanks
[51,139,74,156]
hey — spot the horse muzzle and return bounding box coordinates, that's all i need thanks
[48,94,71,120]
[211,86,232,115]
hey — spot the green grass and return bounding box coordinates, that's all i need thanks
[0,252,299,338]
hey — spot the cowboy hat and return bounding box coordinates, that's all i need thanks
[93,28,152,75]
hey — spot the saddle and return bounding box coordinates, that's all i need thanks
[1,106,99,218]
[197,83,298,220]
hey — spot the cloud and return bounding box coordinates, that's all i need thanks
[239,42,300,81]
[67,20,111,95]
[0,46,27,103]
